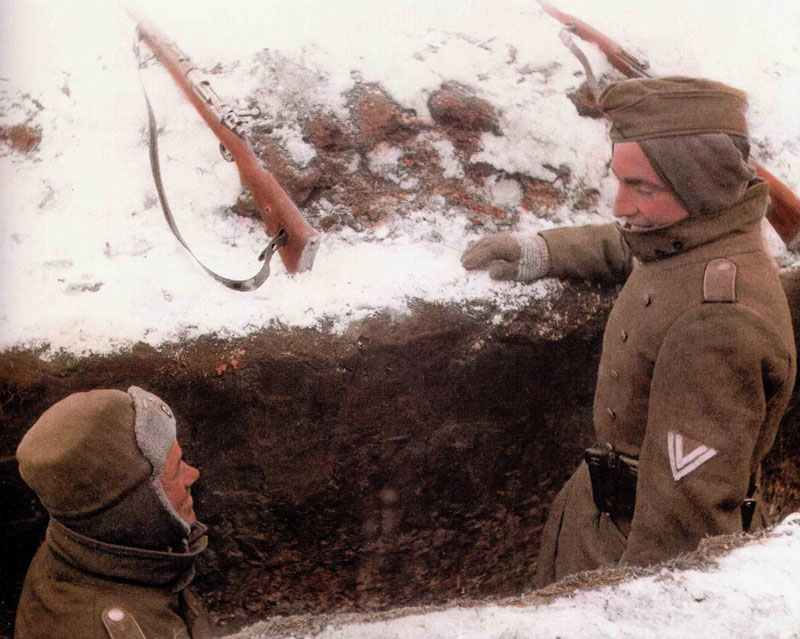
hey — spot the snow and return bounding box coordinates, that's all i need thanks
[232,514,800,639]
[485,175,523,209]
[425,135,464,180]
[1,0,799,357]
[272,123,317,167]
[367,143,404,181]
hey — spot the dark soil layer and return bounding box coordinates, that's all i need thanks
[1,270,798,636]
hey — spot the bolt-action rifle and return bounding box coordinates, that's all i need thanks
[129,10,320,289]
[538,0,800,250]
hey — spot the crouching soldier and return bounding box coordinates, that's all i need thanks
[462,77,797,585]
[15,387,214,638]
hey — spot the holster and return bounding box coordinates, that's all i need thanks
[585,442,760,532]
[584,443,638,520]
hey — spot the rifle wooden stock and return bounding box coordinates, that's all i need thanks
[754,162,800,248]
[538,0,800,249]
[132,12,320,273]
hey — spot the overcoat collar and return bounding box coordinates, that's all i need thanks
[618,181,769,262]
[47,518,208,592]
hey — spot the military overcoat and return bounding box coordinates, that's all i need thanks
[534,182,797,585]
[15,520,212,639]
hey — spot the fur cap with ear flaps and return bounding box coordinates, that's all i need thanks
[17,386,192,551]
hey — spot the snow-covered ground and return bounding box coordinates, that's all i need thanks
[231,514,800,639]
[3,3,800,637]
[1,0,798,357]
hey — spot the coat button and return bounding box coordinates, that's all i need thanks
[107,609,125,622]
[610,369,620,380]
[607,408,617,420]
[620,330,628,342]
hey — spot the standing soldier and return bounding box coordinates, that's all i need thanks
[462,77,797,585]
[15,387,213,638]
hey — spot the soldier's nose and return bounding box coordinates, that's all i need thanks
[183,462,200,485]
[613,189,636,218]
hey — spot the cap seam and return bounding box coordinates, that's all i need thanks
[612,127,750,142]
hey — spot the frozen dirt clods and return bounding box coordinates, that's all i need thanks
[302,112,354,153]
[232,71,568,238]
[0,123,42,155]
[349,83,425,152]
[0,88,46,158]
[428,82,502,138]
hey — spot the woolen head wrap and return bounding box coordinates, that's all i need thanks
[600,76,756,216]
[639,134,756,216]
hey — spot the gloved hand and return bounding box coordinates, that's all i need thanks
[461,232,550,281]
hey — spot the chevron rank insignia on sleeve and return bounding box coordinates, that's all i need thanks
[667,431,718,481]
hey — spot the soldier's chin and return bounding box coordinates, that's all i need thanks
[180,497,197,523]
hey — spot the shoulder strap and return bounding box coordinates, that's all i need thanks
[703,258,737,303]
[101,607,147,639]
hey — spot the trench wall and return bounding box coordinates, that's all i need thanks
[1,272,799,635]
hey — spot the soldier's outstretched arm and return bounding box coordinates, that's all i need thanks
[539,223,633,284]
[462,223,633,285]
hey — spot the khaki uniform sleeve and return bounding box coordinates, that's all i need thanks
[621,304,794,566]
[539,223,633,284]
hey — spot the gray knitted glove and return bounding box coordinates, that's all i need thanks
[461,232,550,282]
